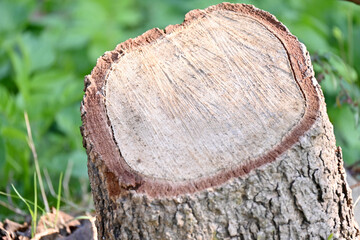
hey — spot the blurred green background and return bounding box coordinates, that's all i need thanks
[0,0,359,219]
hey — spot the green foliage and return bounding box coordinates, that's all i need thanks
[0,0,359,219]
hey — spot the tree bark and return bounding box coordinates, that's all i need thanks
[81,3,359,239]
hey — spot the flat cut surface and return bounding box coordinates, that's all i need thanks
[105,10,305,181]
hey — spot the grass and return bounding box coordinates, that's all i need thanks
[1,182,44,238]
[25,111,49,213]
[0,112,88,237]
[327,233,334,240]
[1,168,75,238]
[54,172,63,227]
[12,175,38,238]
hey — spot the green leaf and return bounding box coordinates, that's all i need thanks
[59,31,88,50]
[0,1,32,34]
[1,126,27,141]
[68,150,88,178]
[0,135,5,169]
[329,106,360,165]
[55,104,82,138]
[42,150,87,178]
[332,27,343,43]
[22,32,56,73]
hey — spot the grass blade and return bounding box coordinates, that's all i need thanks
[33,174,38,238]
[55,172,63,226]
[24,112,50,213]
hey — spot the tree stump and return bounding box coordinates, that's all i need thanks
[81,3,359,239]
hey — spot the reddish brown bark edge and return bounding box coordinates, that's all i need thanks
[342,0,360,5]
[80,3,320,198]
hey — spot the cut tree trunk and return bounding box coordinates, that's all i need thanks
[81,3,359,239]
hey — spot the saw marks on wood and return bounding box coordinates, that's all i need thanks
[105,10,305,181]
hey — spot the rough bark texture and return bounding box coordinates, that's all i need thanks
[81,3,359,239]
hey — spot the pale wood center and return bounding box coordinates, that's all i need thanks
[105,10,305,182]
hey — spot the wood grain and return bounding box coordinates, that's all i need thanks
[105,11,305,181]
[82,3,320,197]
